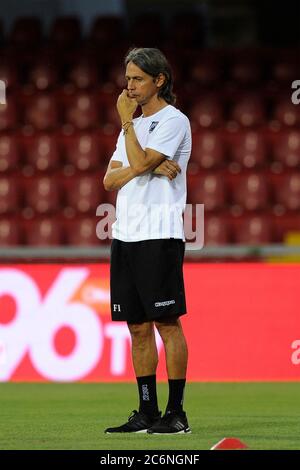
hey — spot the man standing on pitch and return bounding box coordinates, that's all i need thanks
[103,48,192,434]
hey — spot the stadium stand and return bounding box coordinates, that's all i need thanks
[0,15,300,246]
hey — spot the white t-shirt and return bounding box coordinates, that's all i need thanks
[110,104,192,242]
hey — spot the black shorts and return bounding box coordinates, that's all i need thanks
[110,238,187,323]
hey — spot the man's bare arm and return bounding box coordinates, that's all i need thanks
[103,160,138,191]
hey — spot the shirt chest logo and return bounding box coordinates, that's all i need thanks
[149,121,159,133]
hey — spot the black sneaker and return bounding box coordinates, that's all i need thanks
[104,410,161,434]
[147,410,191,434]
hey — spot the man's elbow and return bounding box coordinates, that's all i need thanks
[103,176,113,191]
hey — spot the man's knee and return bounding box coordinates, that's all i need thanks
[154,316,181,338]
[127,321,153,340]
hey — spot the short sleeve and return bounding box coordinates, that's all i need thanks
[146,116,188,159]
[109,131,125,164]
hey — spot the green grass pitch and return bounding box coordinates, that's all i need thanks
[0,382,299,450]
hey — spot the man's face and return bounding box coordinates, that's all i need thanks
[125,61,164,106]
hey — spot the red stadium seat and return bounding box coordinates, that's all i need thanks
[67,60,100,90]
[23,93,59,131]
[188,59,220,88]
[272,213,300,242]
[204,214,231,245]
[62,132,103,173]
[27,61,59,91]
[188,173,226,211]
[273,172,300,212]
[189,131,224,171]
[227,130,267,172]
[24,217,62,246]
[23,176,61,215]
[0,134,20,172]
[49,16,82,47]
[228,60,261,86]
[270,130,300,170]
[229,94,265,128]
[233,214,273,244]
[272,95,300,127]
[63,92,100,130]
[9,17,42,46]
[0,59,19,89]
[21,132,61,174]
[230,172,270,212]
[189,96,223,129]
[0,217,20,246]
[63,174,104,216]
[0,175,20,214]
[64,217,103,246]
[271,60,299,84]
[0,98,18,131]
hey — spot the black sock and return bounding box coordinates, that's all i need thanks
[166,379,186,413]
[136,375,159,417]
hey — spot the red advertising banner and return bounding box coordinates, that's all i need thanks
[0,263,299,382]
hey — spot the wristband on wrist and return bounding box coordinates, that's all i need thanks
[122,121,133,134]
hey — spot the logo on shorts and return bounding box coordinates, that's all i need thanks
[154,300,176,307]
[149,121,159,133]
[113,304,121,312]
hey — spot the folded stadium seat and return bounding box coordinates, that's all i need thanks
[89,16,124,46]
[272,172,300,213]
[229,171,270,214]
[0,133,20,173]
[25,61,59,92]
[0,217,21,246]
[188,130,225,173]
[232,214,273,244]
[23,217,63,246]
[271,95,300,128]
[0,97,18,131]
[269,129,300,172]
[187,172,227,211]
[49,16,82,48]
[204,214,231,245]
[9,17,42,47]
[64,216,107,246]
[189,95,223,130]
[226,129,268,173]
[62,131,104,174]
[63,173,105,217]
[0,58,19,90]
[228,93,265,129]
[64,59,100,92]
[21,132,61,175]
[0,175,20,214]
[23,92,59,132]
[63,91,101,131]
[23,175,61,217]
